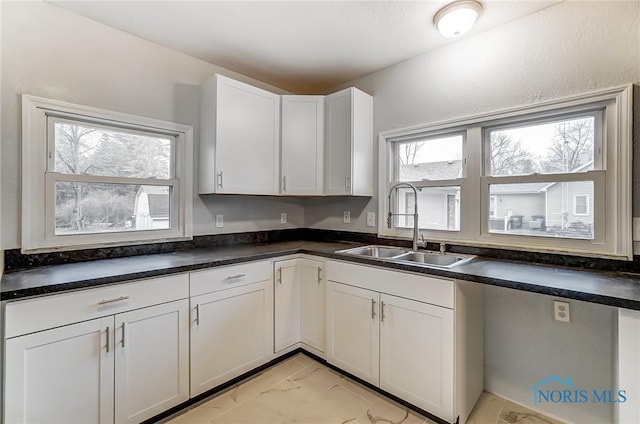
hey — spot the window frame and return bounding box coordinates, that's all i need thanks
[378,85,632,259]
[22,95,193,253]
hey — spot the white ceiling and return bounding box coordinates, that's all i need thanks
[50,1,560,93]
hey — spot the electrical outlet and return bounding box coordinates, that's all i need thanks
[215,215,224,228]
[553,300,570,322]
[281,213,287,224]
[366,212,376,227]
[343,211,351,224]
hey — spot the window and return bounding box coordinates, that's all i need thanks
[389,133,465,232]
[380,85,632,259]
[23,95,193,253]
[484,112,601,241]
[574,194,590,216]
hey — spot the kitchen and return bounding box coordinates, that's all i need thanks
[1,1,639,424]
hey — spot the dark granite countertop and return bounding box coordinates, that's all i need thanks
[3,240,640,310]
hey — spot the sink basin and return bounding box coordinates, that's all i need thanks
[395,251,473,268]
[337,245,474,269]
[336,245,409,258]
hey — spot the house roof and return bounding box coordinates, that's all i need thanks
[147,194,169,218]
[400,160,462,181]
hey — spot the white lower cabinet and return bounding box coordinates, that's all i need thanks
[190,273,273,396]
[299,258,325,352]
[114,299,190,423]
[326,260,482,424]
[273,257,325,354]
[274,259,301,352]
[379,294,454,421]
[3,274,190,424]
[326,282,380,385]
[5,317,115,424]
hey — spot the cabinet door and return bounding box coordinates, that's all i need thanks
[326,281,379,385]
[325,88,353,195]
[299,258,325,352]
[5,317,114,424]
[215,75,280,194]
[114,299,190,423]
[379,294,454,422]
[191,280,274,396]
[281,96,324,195]
[274,259,300,352]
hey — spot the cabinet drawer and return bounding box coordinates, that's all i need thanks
[190,260,271,296]
[5,273,189,339]
[326,261,454,309]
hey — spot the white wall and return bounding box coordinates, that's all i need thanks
[0,1,303,250]
[306,1,640,235]
[484,286,616,423]
[310,2,639,422]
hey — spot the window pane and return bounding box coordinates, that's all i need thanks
[55,182,171,235]
[488,116,595,176]
[488,181,594,239]
[53,121,172,179]
[395,186,460,231]
[397,135,463,181]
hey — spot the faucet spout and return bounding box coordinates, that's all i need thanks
[387,182,420,251]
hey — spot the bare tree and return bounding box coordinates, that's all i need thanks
[55,124,97,230]
[398,142,425,165]
[543,118,594,172]
[490,133,534,175]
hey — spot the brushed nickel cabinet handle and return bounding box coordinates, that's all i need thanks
[106,326,110,353]
[98,296,129,306]
[283,176,287,192]
[277,268,282,284]
[371,299,376,320]
[121,323,126,348]
[225,274,246,280]
[195,304,200,326]
[381,301,386,322]
[217,171,223,189]
[317,267,322,284]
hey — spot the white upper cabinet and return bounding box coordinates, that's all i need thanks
[200,74,372,197]
[325,87,373,196]
[281,96,324,195]
[200,74,280,195]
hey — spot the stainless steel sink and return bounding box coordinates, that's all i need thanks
[336,245,474,269]
[394,251,474,268]
[336,245,409,258]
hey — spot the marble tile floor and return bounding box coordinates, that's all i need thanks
[163,354,564,424]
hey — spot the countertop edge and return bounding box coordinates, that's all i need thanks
[3,243,640,311]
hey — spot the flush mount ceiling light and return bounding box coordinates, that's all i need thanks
[433,0,484,38]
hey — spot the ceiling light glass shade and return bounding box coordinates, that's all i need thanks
[434,0,483,38]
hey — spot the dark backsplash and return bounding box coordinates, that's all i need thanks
[5,228,640,275]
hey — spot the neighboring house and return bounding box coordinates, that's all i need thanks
[399,160,593,237]
[398,161,462,231]
[133,186,170,230]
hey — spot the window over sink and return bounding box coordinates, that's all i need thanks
[22,95,193,253]
[380,85,632,259]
